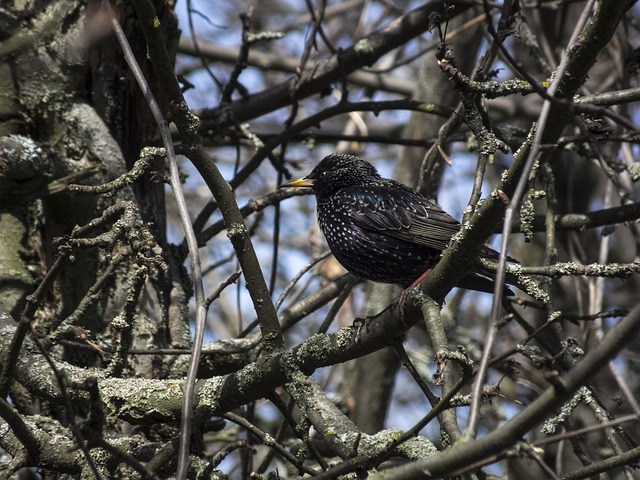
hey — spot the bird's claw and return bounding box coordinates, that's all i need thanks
[352,316,374,346]
[391,288,413,320]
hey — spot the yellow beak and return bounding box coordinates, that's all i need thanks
[278,177,314,188]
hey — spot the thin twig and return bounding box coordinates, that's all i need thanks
[102,2,208,478]
[223,412,319,476]
[274,251,331,311]
[465,0,597,441]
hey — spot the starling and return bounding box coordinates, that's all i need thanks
[280,153,514,295]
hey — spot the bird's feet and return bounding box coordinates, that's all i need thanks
[351,316,374,346]
[352,288,416,345]
[389,286,415,321]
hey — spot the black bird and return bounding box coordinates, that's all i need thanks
[280,153,514,295]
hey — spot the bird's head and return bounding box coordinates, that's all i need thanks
[279,153,381,199]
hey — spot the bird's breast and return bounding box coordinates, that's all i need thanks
[315,200,438,286]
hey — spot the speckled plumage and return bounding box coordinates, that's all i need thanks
[282,153,511,293]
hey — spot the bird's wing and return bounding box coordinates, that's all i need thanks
[346,185,461,251]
